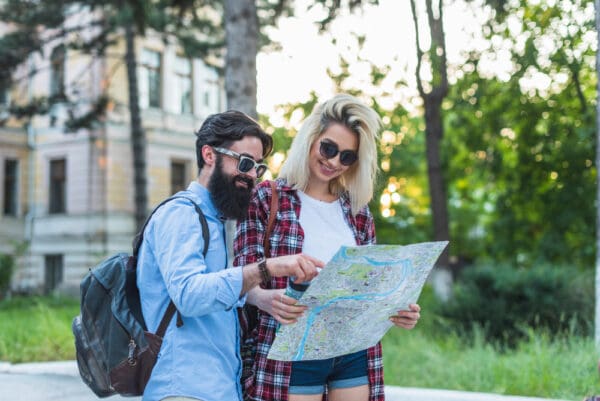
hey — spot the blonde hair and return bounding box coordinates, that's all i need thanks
[279,93,381,215]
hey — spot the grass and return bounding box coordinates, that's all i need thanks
[382,325,598,400]
[0,293,598,400]
[381,287,599,400]
[0,295,79,363]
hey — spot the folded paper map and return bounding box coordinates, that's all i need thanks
[268,241,449,361]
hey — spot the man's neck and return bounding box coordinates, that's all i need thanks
[197,170,210,188]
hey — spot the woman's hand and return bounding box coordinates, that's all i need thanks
[389,303,421,329]
[250,287,307,325]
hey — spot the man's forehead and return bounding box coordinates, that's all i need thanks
[228,136,264,161]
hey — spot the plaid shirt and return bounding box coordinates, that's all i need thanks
[233,178,385,401]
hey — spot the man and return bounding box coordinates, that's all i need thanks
[136,110,322,401]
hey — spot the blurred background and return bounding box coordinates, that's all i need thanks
[0,0,597,399]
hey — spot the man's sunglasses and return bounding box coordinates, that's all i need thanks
[319,140,358,166]
[213,147,268,178]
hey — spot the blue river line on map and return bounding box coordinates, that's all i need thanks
[292,258,413,361]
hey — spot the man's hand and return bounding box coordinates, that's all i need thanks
[389,303,421,330]
[266,253,323,283]
[241,253,323,296]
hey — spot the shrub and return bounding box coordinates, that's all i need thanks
[0,253,14,298]
[435,263,593,345]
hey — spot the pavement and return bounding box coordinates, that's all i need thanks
[0,360,573,401]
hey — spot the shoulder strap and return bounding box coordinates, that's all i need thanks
[132,194,209,258]
[133,192,210,335]
[263,180,279,258]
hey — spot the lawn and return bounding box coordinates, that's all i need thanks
[0,295,79,363]
[0,293,598,400]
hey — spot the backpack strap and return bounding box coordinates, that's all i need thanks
[132,192,210,334]
[263,180,279,257]
[238,181,279,339]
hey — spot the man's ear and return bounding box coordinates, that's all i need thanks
[201,145,216,167]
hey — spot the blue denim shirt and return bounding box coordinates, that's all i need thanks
[137,181,246,401]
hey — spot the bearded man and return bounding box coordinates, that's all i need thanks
[136,110,322,401]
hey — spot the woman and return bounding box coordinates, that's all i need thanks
[234,94,421,401]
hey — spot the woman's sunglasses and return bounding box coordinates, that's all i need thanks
[319,140,358,166]
[213,147,268,178]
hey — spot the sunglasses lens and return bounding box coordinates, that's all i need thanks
[238,157,255,173]
[339,151,358,166]
[320,141,357,166]
[256,165,267,178]
[320,141,339,159]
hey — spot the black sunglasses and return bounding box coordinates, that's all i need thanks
[213,147,268,178]
[319,140,358,166]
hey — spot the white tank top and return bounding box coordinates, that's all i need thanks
[297,191,356,263]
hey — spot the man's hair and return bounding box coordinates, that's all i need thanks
[195,110,273,172]
[278,94,381,215]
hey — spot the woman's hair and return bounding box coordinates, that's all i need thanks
[279,93,381,215]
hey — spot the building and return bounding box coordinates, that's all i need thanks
[0,18,224,295]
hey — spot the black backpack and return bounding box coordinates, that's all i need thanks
[72,194,209,397]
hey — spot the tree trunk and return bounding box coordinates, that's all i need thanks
[223,0,258,118]
[593,0,600,348]
[410,0,452,300]
[222,0,260,267]
[424,96,450,267]
[125,24,147,232]
[410,0,450,262]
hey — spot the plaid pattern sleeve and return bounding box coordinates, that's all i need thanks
[234,181,385,401]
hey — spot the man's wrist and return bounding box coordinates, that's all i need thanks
[258,258,271,284]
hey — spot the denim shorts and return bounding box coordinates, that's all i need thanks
[288,349,368,395]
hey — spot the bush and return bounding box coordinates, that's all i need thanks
[0,254,14,298]
[435,264,593,345]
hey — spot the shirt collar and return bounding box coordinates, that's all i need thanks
[187,181,222,219]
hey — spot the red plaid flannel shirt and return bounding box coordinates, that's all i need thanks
[233,179,385,401]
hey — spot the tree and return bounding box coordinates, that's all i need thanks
[224,0,259,118]
[408,0,451,295]
[594,0,600,347]
[448,0,596,268]
[0,0,226,231]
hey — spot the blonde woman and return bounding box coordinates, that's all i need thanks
[234,94,421,401]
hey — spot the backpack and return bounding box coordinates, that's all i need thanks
[72,193,209,398]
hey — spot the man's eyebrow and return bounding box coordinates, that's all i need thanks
[240,152,264,162]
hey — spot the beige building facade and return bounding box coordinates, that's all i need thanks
[0,24,224,294]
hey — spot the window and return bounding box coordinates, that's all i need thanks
[171,160,188,194]
[203,91,210,107]
[174,56,192,114]
[139,49,161,109]
[49,159,66,214]
[44,254,63,294]
[50,45,66,99]
[0,81,9,109]
[3,159,18,216]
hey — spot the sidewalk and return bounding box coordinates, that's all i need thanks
[0,360,573,401]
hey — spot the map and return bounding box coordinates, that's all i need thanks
[267,241,449,361]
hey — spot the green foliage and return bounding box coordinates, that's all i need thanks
[1,293,597,399]
[383,325,598,400]
[442,0,596,267]
[436,264,593,345]
[383,283,598,400]
[0,296,79,362]
[0,254,14,298]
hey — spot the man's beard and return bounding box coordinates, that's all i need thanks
[208,157,255,220]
